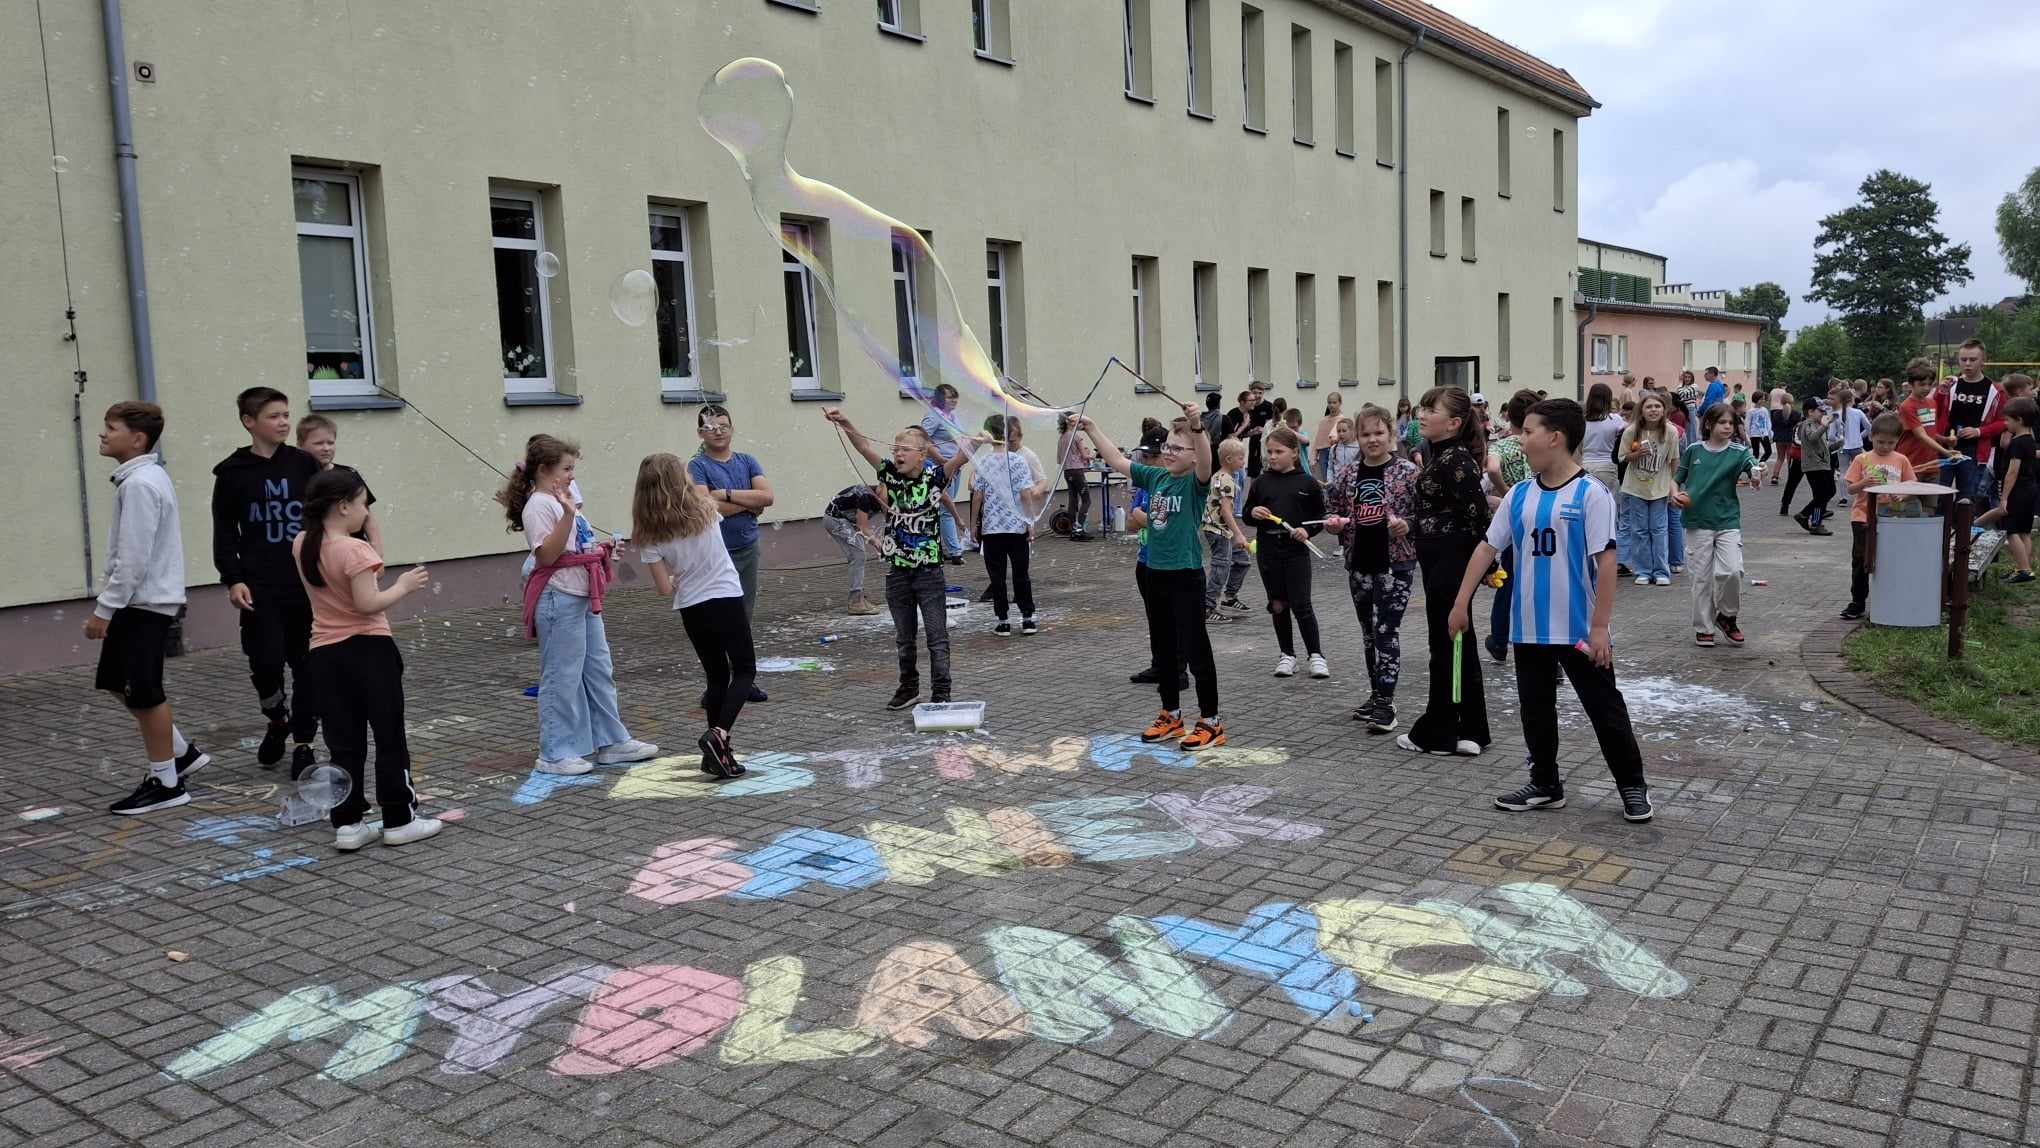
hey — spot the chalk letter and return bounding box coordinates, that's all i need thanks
[1149,902,1365,1018]
[165,984,427,1081]
[854,941,1029,1048]
[423,965,613,1075]
[1028,797,1195,862]
[986,917,1229,1043]
[1312,899,1548,1007]
[1147,786,1325,847]
[627,838,755,905]
[550,965,745,1075]
[609,753,813,800]
[1416,882,1688,998]
[721,956,877,1064]
[866,809,1024,886]
[732,829,889,900]
[986,808,1073,868]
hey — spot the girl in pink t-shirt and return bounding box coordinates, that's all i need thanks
[293,467,439,851]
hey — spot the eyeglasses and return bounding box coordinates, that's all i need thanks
[1159,444,1190,455]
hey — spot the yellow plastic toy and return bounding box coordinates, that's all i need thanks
[1485,566,1508,590]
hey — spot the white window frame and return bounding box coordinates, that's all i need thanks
[972,0,990,51]
[892,233,920,383]
[985,244,1011,378]
[1717,340,1729,370]
[783,222,823,392]
[1192,268,1207,389]
[879,0,903,31]
[1122,0,1139,94]
[1681,339,1694,370]
[492,188,554,395]
[1590,335,1611,374]
[1743,341,1753,370]
[1185,2,1199,111]
[294,168,377,399]
[650,208,701,393]
[1131,260,1147,378]
[1614,334,1628,372]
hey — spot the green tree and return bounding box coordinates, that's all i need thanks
[1998,166,2040,294]
[1776,319,1853,397]
[1975,300,2040,365]
[1726,282,1790,383]
[1808,170,1973,377]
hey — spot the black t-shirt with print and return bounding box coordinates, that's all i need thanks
[1346,461,1391,574]
[1946,377,1997,460]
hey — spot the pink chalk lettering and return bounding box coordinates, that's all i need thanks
[626,838,754,905]
[550,965,745,1076]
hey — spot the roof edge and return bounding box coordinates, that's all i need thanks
[1577,299,1771,325]
[1314,0,1600,112]
[1579,237,1668,263]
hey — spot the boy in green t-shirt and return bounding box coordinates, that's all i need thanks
[1674,402,1763,648]
[1078,405,1225,748]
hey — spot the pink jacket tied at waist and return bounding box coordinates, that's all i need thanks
[522,544,614,638]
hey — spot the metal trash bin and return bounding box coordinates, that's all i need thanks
[1866,481,1956,628]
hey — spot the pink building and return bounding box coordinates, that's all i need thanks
[1575,239,1767,397]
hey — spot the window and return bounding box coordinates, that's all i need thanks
[985,244,1011,376]
[1122,0,1152,100]
[294,169,376,397]
[1552,297,1565,378]
[1373,58,1392,165]
[972,0,1012,58]
[1193,261,1219,390]
[1681,339,1694,370]
[1338,276,1358,382]
[1590,335,1610,374]
[1294,273,1317,383]
[1717,340,1728,370]
[1496,108,1512,197]
[1240,5,1265,131]
[1247,267,1271,382]
[782,221,823,391]
[1333,42,1355,155]
[1131,257,1159,383]
[1290,25,1313,145]
[1185,0,1212,116]
[1552,127,1566,212]
[1428,190,1446,257]
[1615,334,1628,372]
[650,208,703,392]
[1496,292,1511,381]
[1376,280,1394,383]
[1460,196,1477,262]
[1743,341,1754,370]
[891,234,920,382]
[879,0,901,30]
[491,188,553,393]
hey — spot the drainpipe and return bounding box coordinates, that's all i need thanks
[1575,287,1596,400]
[1395,26,1427,404]
[101,0,155,401]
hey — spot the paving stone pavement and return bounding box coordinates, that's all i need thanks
[2,487,2037,1148]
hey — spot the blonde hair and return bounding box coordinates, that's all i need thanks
[631,452,719,544]
[1217,437,1247,465]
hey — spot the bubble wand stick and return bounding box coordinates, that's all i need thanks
[1249,508,1331,559]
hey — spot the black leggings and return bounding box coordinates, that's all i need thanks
[1140,566,1219,717]
[680,595,756,733]
[1779,456,1804,512]
[1750,435,1772,463]
[982,533,1035,621]
[1064,471,1091,532]
[308,635,416,830]
[1255,541,1321,656]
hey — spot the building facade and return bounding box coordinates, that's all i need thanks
[1577,239,1765,395]
[4,0,1593,669]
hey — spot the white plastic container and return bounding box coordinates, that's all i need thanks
[1867,516,1944,628]
[912,701,985,732]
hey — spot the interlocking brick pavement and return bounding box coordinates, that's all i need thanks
[3,488,2038,1147]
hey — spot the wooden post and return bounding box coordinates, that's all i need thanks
[1949,499,1974,660]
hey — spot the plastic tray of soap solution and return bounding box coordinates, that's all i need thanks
[912,701,985,732]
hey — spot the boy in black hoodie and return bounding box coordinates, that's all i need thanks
[213,386,323,774]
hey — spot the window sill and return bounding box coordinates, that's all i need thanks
[1193,382,1221,392]
[1243,122,1267,135]
[1376,158,1394,170]
[308,394,403,412]
[661,388,729,405]
[503,391,582,407]
[1336,147,1356,159]
[1188,108,1215,121]
[1337,378,1360,387]
[1429,251,1446,259]
[766,0,819,11]
[1498,374,1512,383]
[1124,90,1155,106]
[1498,191,1511,200]
[790,389,847,402]
[1553,372,1568,380]
[1294,136,1315,148]
[1461,255,1478,264]
[877,23,925,42]
[1554,207,1566,214]
[1377,376,1397,387]
[1133,384,1161,395]
[1296,379,1319,389]
[973,49,1016,66]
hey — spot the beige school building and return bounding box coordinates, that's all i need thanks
[3,0,1595,670]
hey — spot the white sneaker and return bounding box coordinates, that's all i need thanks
[1634,575,1651,586]
[1652,575,1672,586]
[1308,654,1330,678]
[1670,564,1684,575]
[333,823,381,852]
[1394,733,1454,756]
[535,756,593,775]
[594,740,659,765]
[1455,740,1485,756]
[382,817,443,847]
[1273,655,1297,678]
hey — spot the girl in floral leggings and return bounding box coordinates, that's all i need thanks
[1323,405,1420,733]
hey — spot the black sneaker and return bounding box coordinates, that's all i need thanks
[1366,702,1398,734]
[175,743,211,784]
[1839,603,1865,620]
[110,776,190,816]
[1494,782,1566,812]
[1484,632,1509,664]
[1021,618,1039,635]
[289,743,316,781]
[887,684,921,711]
[1350,694,1380,722]
[257,716,289,767]
[697,729,738,779]
[930,691,952,705]
[994,622,1013,637]
[946,555,965,566]
[747,685,768,703]
[1129,666,1161,684]
[1618,785,1655,822]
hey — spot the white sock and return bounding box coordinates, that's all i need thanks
[1202,714,1220,726]
[148,759,178,787]
[171,727,189,756]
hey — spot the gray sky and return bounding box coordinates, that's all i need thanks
[1434,0,2040,331]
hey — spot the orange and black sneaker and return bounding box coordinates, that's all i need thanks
[1141,710,1186,743]
[1180,719,1226,750]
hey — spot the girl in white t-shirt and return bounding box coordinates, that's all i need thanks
[500,435,656,777]
[633,452,752,778]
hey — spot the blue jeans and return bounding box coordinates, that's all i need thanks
[1615,493,1636,569]
[1668,504,1685,567]
[533,587,630,763]
[1623,495,1671,580]
[937,470,962,556]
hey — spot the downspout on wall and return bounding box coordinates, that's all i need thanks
[101,0,155,402]
[1575,287,1595,400]
[1395,26,1426,405]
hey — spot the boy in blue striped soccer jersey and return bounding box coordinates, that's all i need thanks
[1449,398,1653,823]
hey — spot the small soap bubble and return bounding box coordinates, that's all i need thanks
[51,155,68,173]
[608,268,659,327]
[297,765,352,813]
[535,251,561,279]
